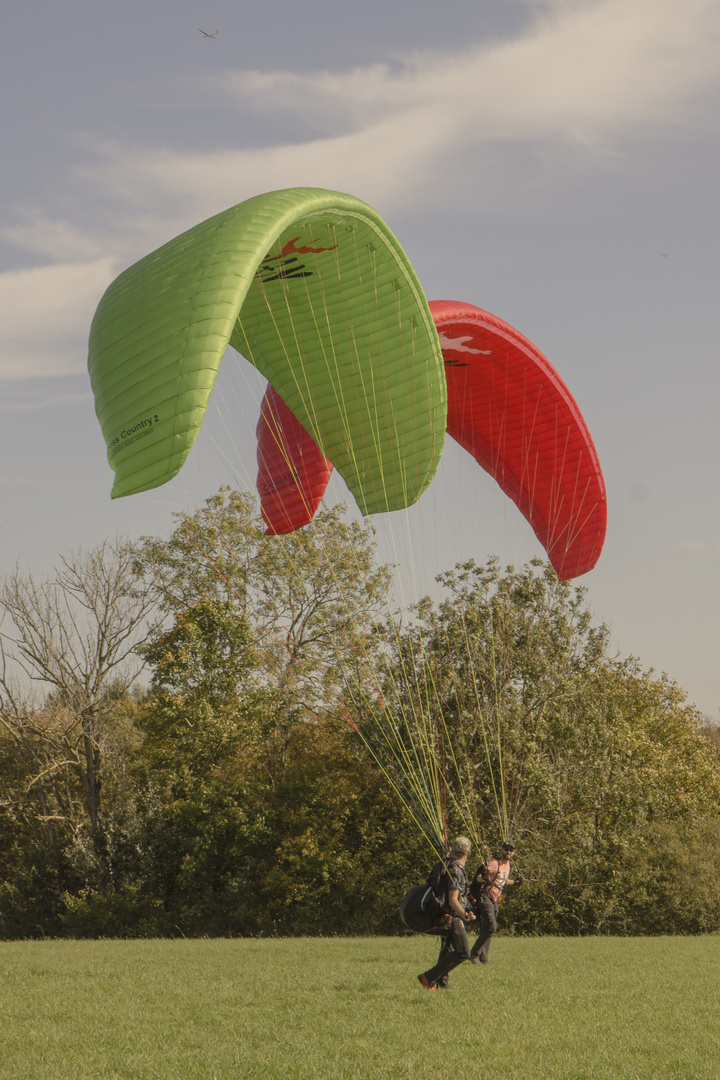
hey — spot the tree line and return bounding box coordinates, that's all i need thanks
[1,489,719,939]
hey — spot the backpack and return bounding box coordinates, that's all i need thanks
[398,860,453,934]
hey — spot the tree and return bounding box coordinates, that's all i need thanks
[120,490,410,935]
[368,556,720,934]
[0,538,160,905]
[137,490,391,788]
[350,557,609,855]
[510,662,720,934]
[4,510,720,939]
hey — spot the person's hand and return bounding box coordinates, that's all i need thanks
[514,874,523,887]
[466,911,476,921]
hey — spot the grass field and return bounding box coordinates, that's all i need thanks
[1,935,719,1079]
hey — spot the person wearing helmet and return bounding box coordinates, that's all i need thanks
[468,841,522,965]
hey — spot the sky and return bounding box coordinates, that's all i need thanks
[1,0,719,717]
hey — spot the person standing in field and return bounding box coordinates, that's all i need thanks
[417,836,477,992]
[469,840,522,965]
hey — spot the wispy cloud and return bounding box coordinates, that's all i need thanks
[0,259,117,381]
[83,0,720,221]
[2,0,719,383]
[220,0,720,142]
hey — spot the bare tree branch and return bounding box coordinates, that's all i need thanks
[0,537,162,890]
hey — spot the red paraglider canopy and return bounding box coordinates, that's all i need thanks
[430,300,606,580]
[256,385,332,535]
[256,301,607,579]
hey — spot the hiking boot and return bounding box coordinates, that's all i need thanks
[470,955,482,965]
[417,973,436,992]
[437,980,449,989]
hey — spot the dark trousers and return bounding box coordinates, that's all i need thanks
[470,893,498,961]
[422,916,470,986]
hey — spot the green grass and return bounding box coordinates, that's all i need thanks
[1,935,719,1079]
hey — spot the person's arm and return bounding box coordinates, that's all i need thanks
[448,887,476,921]
[506,860,522,886]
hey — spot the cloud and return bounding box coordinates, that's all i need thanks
[77,0,720,225]
[3,0,719,381]
[219,0,720,143]
[3,210,112,265]
[78,118,440,232]
[0,259,118,381]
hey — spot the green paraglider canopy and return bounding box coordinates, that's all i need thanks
[88,187,447,514]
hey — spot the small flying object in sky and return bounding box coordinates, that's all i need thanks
[198,28,218,38]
